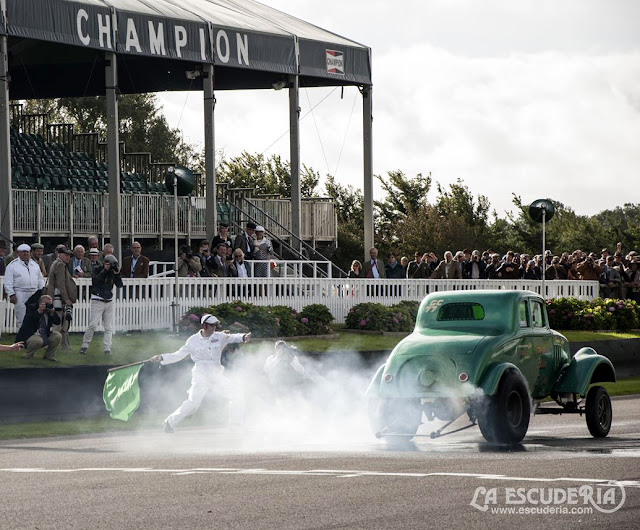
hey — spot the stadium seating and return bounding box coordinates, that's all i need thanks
[9,129,169,195]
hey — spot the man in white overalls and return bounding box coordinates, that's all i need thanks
[151,314,251,433]
[3,244,45,329]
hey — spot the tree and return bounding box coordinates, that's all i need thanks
[216,151,319,198]
[374,170,431,254]
[324,175,364,270]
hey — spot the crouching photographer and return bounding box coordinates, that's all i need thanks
[79,254,123,356]
[16,295,62,361]
[264,341,307,396]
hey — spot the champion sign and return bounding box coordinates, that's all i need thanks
[326,49,344,75]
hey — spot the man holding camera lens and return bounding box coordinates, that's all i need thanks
[177,245,202,277]
[45,245,76,350]
[16,295,62,361]
[79,254,123,355]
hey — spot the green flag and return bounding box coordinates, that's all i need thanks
[103,364,144,422]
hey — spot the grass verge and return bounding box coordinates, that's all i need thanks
[1,330,639,368]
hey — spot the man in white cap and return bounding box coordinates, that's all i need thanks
[150,314,251,433]
[3,244,45,328]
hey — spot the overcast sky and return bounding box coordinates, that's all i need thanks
[157,0,640,217]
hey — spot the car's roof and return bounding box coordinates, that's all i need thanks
[422,290,541,303]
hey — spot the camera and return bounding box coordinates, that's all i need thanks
[185,252,193,260]
[111,266,119,273]
[45,303,54,310]
[65,306,73,322]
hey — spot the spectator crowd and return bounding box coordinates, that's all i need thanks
[1,236,149,360]
[3,229,640,363]
[349,244,640,302]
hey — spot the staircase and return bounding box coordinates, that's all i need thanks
[224,197,346,278]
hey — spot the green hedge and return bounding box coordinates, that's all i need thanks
[181,301,334,338]
[546,298,640,331]
[345,301,420,332]
[343,298,640,333]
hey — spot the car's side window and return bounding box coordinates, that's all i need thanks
[532,301,545,328]
[519,302,529,327]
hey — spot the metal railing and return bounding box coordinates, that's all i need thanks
[11,190,337,244]
[230,197,344,277]
[0,278,600,334]
[148,260,335,278]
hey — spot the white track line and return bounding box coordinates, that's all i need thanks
[1,467,639,487]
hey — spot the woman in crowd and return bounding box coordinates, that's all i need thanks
[348,260,363,278]
[523,259,541,280]
[252,225,273,278]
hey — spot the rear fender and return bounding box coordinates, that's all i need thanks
[477,362,520,396]
[365,364,386,398]
[553,347,616,397]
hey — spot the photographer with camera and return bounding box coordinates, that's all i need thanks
[577,254,602,281]
[79,254,123,356]
[177,245,202,277]
[264,340,306,394]
[16,294,62,361]
[45,245,76,350]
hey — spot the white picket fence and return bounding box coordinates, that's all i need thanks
[0,277,600,334]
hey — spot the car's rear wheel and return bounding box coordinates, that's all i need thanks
[368,397,422,438]
[478,370,530,445]
[585,385,612,438]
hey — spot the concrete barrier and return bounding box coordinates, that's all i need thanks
[0,344,636,424]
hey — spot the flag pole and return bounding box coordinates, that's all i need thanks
[107,360,151,373]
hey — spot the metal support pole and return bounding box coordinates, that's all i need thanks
[203,64,217,243]
[105,52,122,259]
[541,209,546,299]
[173,183,179,335]
[362,84,374,259]
[0,30,13,250]
[289,74,301,253]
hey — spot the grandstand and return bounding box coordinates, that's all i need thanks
[8,104,338,255]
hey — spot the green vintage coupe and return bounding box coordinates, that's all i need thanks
[366,290,616,444]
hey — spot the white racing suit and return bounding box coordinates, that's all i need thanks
[162,330,247,429]
[3,258,45,329]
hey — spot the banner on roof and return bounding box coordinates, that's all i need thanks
[7,0,114,51]
[211,25,295,74]
[299,40,371,85]
[115,11,211,64]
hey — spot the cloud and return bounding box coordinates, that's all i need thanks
[157,1,640,217]
[371,45,640,214]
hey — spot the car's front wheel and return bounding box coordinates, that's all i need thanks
[478,370,531,445]
[368,397,422,438]
[585,385,612,438]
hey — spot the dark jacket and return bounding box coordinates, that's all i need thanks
[121,255,150,278]
[91,265,124,300]
[406,260,421,279]
[233,232,254,260]
[463,259,487,279]
[496,261,520,279]
[385,262,405,279]
[16,304,61,343]
[229,260,252,277]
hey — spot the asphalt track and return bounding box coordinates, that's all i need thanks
[0,396,638,530]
